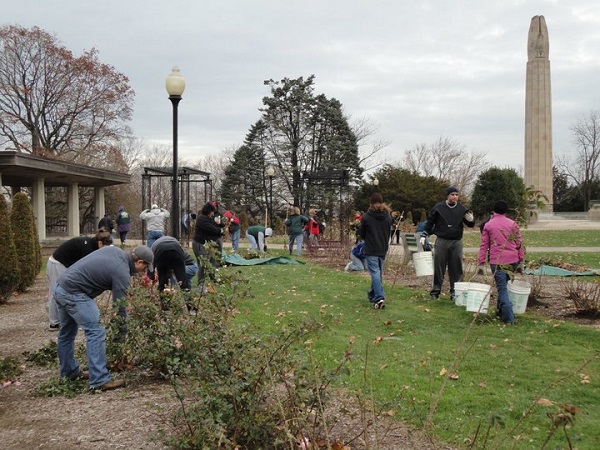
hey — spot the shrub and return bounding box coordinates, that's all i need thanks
[0,194,18,303]
[0,356,23,382]
[563,279,600,315]
[10,192,41,292]
[102,265,355,449]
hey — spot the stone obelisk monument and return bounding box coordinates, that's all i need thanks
[524,15,553,211]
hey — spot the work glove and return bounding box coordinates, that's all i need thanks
[464,211,474,222]
[476,265,485,275]
[419,237,426,247]
[516,262,525,274]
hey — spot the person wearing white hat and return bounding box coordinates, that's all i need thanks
[246,225,273,253]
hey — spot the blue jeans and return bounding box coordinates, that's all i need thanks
[288,232,304,256]
[490,263,516,323]
[54,285,112,389]
[230,229,240,251]
[146,230,164,248]
[365,255,385,303]
[185,261,198,288]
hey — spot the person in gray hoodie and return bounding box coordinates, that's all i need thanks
[140,204,170,247]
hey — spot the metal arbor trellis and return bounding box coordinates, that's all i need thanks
[141,166,213,242]
[302,169,352,245]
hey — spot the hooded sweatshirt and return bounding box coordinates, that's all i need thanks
[140,207,170,231]
[359,206,392,258]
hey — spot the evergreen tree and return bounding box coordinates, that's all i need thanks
[10,192,40,292]
[220,122,269,215]
[0,195,18,303]
[354,164,447,217]
[260,76,362,207]
[471,167,527,223]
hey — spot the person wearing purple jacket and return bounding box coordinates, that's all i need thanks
[477,200,524,325]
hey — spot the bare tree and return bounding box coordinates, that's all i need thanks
[134,145,175,210]
[556,110,600,211]
[351,116,390,172]
[194,147,235,197]
[0,25,134,163]
[402,137,490,197]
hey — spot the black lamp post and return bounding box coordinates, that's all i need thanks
[266,165,275,228]
[166,66,185,240]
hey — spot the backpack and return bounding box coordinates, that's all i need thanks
[118,211,130,225]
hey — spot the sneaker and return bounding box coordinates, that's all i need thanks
[504,320,518,326]
[49,324,60,331]
[93,379,126,391]
[373,299,386,309]
[430,294,439,301]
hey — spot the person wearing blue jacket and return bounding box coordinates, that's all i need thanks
[345,241,367,271]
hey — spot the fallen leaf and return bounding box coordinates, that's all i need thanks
[449,374,459,380]
[536,398,555,407]
[439,367,447,376]
[349,336,355,345]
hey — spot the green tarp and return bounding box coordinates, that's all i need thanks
[222,253,304,266]
[525,264,600,277]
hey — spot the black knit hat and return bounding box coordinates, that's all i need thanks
[370,192,383,204]
[493,200,508,214]
[447,186,459,195]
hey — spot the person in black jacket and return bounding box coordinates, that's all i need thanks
[192,202,224,293]
[46,230,113,329]
[98,213,115,239]
[359,192,393,309]
[420,186,475,300]
[150,236,192,292]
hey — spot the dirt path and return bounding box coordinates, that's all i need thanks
[0,277,175,450]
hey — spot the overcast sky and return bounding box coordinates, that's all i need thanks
[4,0,600,173]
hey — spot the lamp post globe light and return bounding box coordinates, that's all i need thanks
[266,165,275,228]
[166,66,185,240]
[373,177,379,186]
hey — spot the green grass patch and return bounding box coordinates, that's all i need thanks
[462,229,600,248]
[232,258,600,449]
[525,252,600,270]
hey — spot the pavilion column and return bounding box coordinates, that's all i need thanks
[94,187,106,229]
[31,178,46,241]
[67,182,80,237]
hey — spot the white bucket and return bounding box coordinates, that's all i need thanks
[413,252,433,277]
[453,282,471,307]
[461,283,492,314]
[508,280,531,315]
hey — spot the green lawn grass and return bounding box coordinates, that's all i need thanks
[232,252,600,449]
[461,229,600,248]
